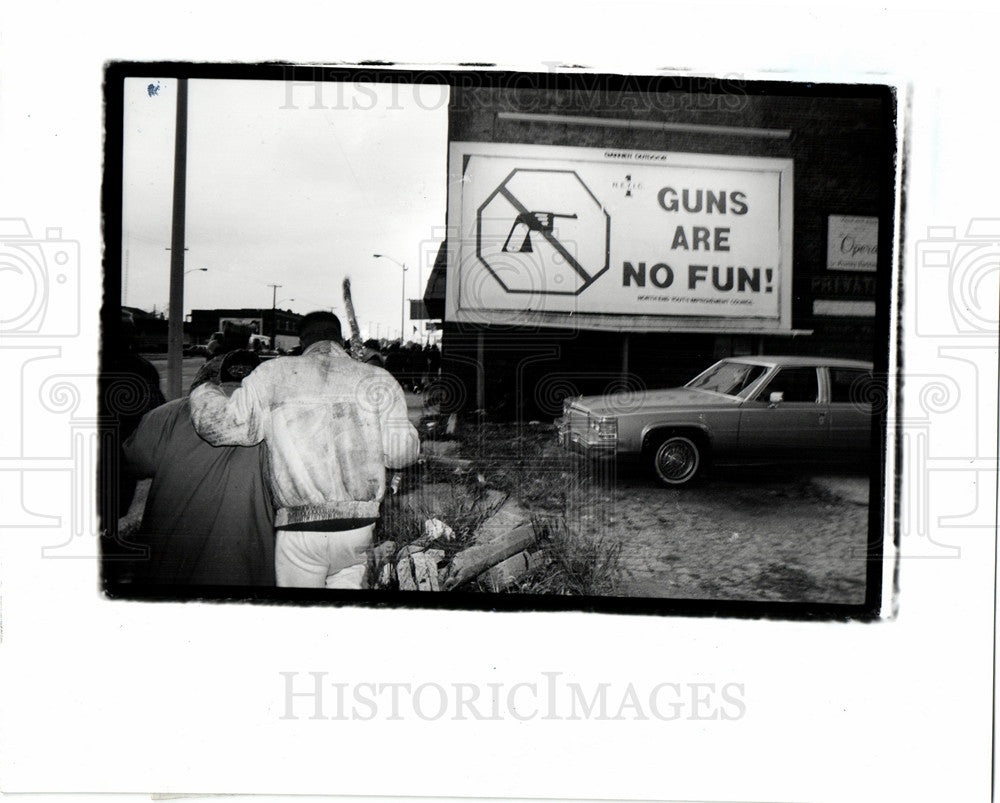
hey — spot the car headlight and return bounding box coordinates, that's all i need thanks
[588,414,618,440]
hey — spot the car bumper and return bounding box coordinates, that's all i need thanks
[556,417,618,457]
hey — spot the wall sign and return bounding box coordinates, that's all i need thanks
[827,214,879,272]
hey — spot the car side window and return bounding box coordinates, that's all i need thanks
[829,368,871,404]
[754,367,820,403]
[732,364,768,395]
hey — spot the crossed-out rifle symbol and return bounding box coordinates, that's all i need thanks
[501,211,578,253]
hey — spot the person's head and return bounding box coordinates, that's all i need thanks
[205,331,230,357]
[220,349,261,383]
[298,311,343,350]
[188,349,261,396]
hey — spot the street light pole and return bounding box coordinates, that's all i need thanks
[165,78,189,400]
[373,254,407,342]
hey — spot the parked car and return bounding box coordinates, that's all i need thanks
[556,356,875,486]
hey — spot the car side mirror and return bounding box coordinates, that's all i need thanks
[768,391,784,406]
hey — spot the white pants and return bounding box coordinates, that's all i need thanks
[275,525,374,589]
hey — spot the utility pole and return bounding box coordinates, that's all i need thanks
[268,283,282,349]
[166,78,188,400]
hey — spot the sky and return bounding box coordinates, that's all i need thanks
[121,77,449,341]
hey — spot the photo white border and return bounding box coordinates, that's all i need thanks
[0,4,996,802]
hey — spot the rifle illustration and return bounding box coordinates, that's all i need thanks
[502,211,578,253]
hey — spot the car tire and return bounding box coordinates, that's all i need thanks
[649,434,704,487]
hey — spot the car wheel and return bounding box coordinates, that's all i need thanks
[650,434,703,487]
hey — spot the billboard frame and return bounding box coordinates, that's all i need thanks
[446,141,799,334]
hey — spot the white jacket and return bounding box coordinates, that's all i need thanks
[189,341,419,529]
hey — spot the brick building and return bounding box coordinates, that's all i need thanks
[430,76,896,419]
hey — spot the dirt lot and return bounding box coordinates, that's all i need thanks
[445,422,872,605]
[569,459,870,603]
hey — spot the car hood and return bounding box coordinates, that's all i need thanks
[569,387,738,416]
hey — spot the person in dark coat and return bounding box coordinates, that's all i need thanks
[119,350,276,587]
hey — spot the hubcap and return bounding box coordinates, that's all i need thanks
[657,439,697,482]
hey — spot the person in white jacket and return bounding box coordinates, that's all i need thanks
[189,311,420,588]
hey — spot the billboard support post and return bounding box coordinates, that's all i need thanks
[476,331,485,412]
[622,334,630,382]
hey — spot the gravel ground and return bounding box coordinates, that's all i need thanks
[563,456,871,604]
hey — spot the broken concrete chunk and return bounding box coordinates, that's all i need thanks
[411,552,441,591]
[423,517,455,542]
[443,523,537,590]
[376,562,395,589]
[396,556,417,591]
[395,542,426,561]
[472,496,531,543]
[372,540,396,567]
[481,550,546,592]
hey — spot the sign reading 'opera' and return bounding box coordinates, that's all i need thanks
[826,214,878,272]
[446,142,794,332]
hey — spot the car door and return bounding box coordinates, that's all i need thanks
[826,366,873,457]
[737,366,829,459]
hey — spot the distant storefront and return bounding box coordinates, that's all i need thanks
[121,305,191,352]
[188,307,303,352]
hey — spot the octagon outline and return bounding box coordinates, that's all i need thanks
[475,168,611,296]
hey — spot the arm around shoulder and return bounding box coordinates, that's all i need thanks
[380,377,420,469]
[189,379,266,447]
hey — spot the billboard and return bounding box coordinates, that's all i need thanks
[446,142,794,332]
[218,316,263,334]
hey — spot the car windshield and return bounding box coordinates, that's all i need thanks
[685,360,768,396]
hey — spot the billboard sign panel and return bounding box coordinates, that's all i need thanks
[218,317,263,334]
[446,142,794,332]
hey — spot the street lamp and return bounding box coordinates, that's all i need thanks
[373,253,407,342]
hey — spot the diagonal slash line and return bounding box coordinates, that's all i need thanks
[498,187,590,282]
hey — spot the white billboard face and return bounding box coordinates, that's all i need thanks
[219,317,263,333]
[447,143,794,332]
